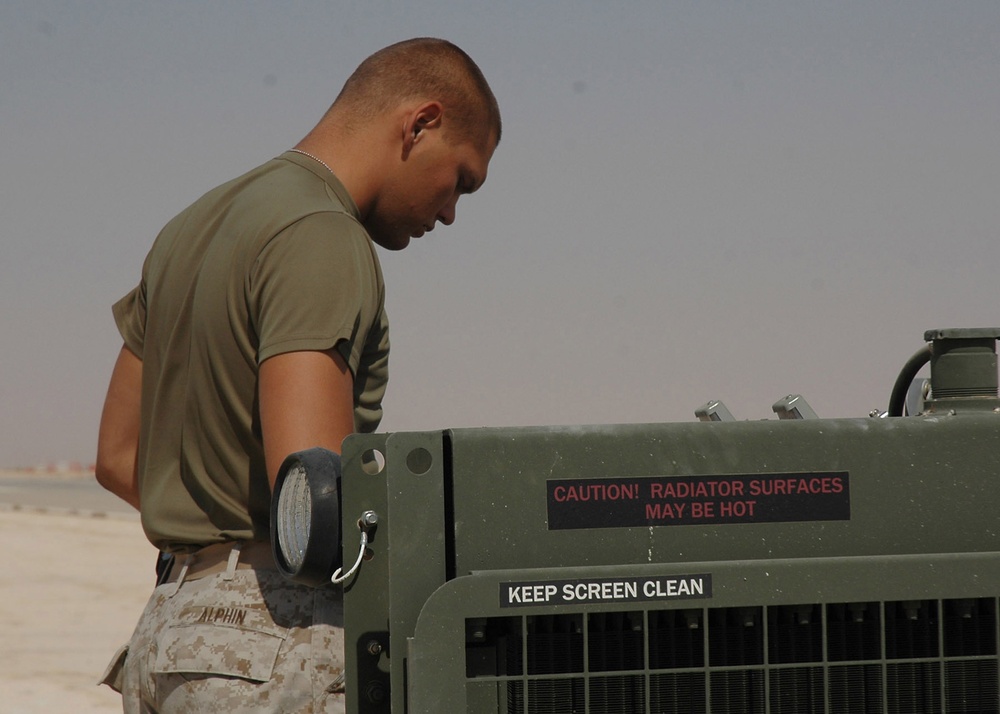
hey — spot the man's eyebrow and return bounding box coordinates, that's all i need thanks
[463,169,485,194]
[459,173,476,194]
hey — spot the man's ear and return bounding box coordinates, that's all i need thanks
[401,101,444,157]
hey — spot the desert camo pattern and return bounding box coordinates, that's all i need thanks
[107,565,345,713]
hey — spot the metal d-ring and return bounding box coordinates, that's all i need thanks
[331,511,378,584]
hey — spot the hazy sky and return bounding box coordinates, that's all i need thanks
[2,1,999,467]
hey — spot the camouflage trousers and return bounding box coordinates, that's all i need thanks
[102,556,345,713]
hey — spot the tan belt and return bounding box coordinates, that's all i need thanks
[163,540,276,586]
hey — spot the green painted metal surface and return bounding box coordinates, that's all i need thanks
[338,330,1000,713]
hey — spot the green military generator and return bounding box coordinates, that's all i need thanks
[273,328,1000,713]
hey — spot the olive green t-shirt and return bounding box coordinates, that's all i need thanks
[113,152,389,553]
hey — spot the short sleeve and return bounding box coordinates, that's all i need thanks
[249,212,381,376]
[112,279,148,360]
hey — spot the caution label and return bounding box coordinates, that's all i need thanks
[500,574,712,608]
[546,472,850,530]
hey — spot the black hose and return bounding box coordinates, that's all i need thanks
[887,345,932,417]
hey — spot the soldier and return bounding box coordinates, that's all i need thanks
[95,37,500,712]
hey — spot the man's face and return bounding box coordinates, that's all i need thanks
[366,127,496,251]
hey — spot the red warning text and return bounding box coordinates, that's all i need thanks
[547,472,850,530]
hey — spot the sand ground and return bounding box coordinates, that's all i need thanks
[0,502,155,713]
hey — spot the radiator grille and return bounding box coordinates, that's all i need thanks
[465,598,999,713]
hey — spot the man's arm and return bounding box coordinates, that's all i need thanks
[258,348,356,487]
[95,345,143,509]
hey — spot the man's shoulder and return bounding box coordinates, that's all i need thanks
[167,155,364,247]
[228,155,356,216]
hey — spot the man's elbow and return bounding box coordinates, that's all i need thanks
[93,458,116,492]
[94,451,140,509]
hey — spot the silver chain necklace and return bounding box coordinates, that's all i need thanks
[288,148,334,176]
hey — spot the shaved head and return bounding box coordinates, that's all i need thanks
[331,38,501,148]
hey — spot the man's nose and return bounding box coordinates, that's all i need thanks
[437,195,458,226]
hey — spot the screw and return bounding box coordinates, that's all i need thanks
[365,681,387,704]
[366,639,383,656]
[361,510,379,528]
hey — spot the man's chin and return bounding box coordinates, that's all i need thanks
[369,231,411,251]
